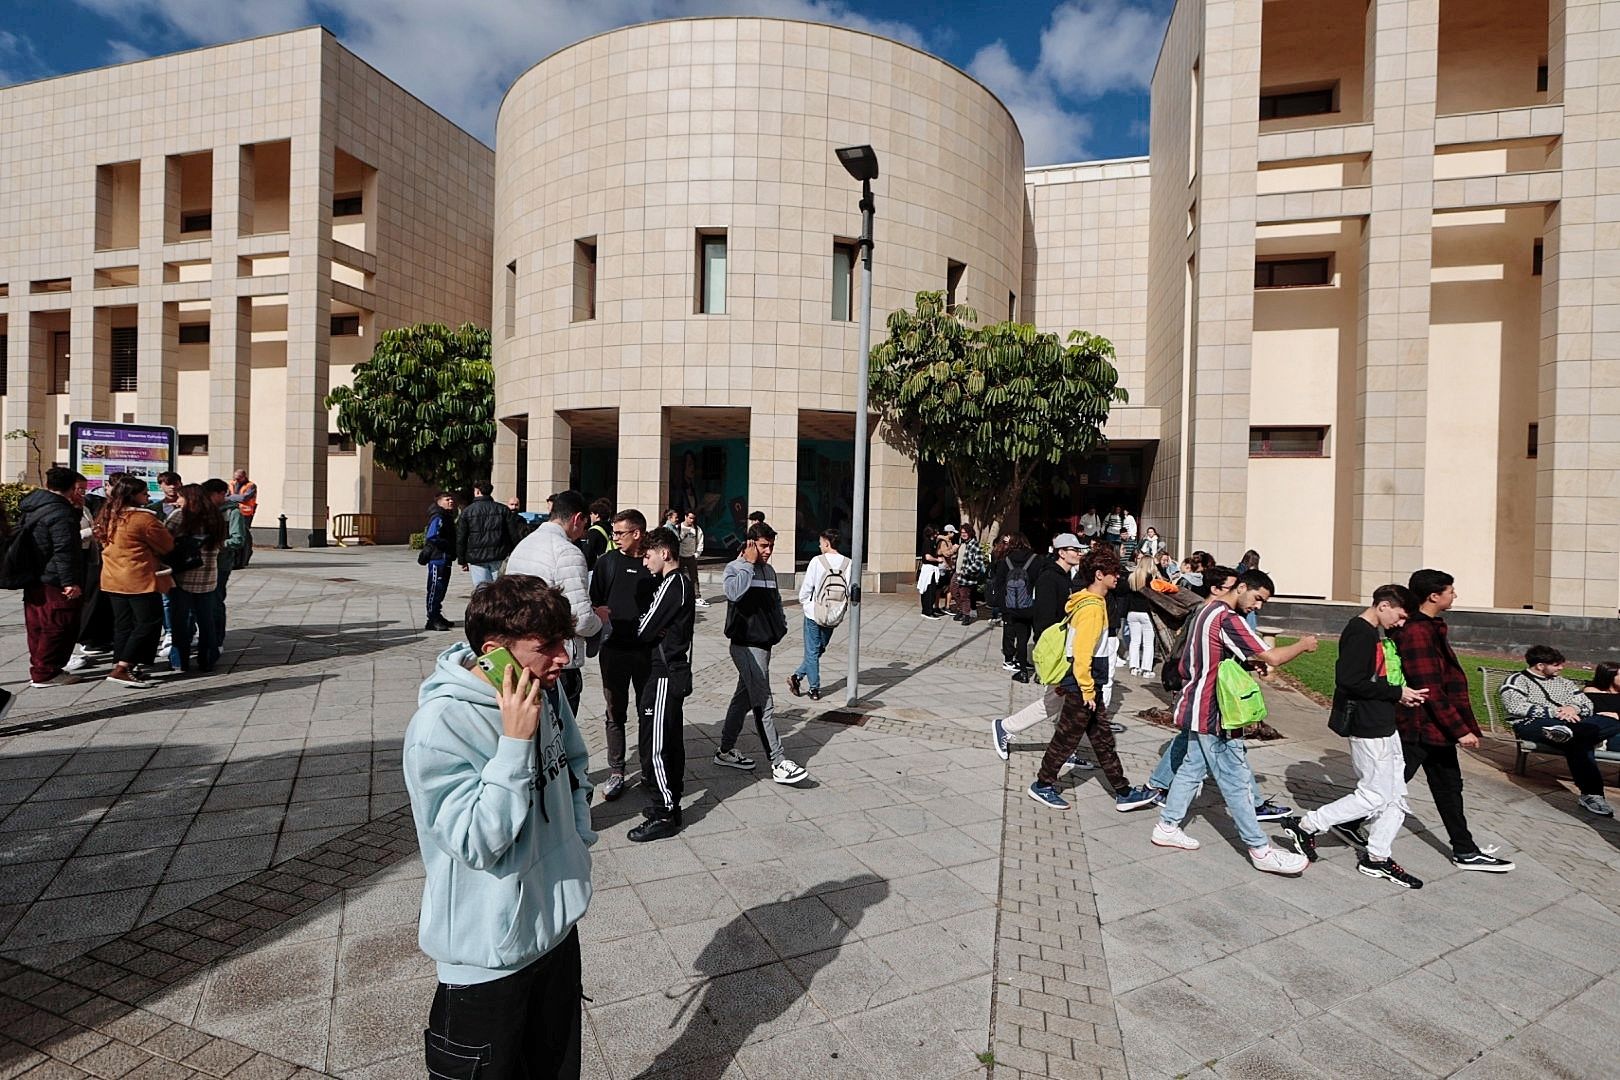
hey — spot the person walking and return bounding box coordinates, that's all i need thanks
[1281,586,1427,888]
[990,533,1039,677]
[164,484,225,673]
[788,529,851,701]
[1123,554,1157,677]
[422,493,458,631]
[589,509,655,801]
[714,522,809,785]
[17,468,89,688]
[1102,506,1124,549]
[677,510,708,608]
[1025,546,1158,813]
[505,489,606,719]
[627,527,696,842]
[94,474,175,690]
[991,533,1084,754]
[1381,569,1513,871]
[1151,569,1317,875]
[456,481,518,588]
[404,575,594,1080]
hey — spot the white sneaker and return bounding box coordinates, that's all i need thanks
[771,759,809,785]
[1578,794,1615,817]
[62,653,91,673]
[1151,822,1200,850]
[28,673,81,688]
[1250,846,1308,875]
[157,633,173,654]
[694,598,710,608]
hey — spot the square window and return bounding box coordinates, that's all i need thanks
[330,314,361,337]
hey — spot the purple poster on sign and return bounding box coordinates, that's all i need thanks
[69,422,177,497]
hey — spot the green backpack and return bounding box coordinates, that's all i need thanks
[1032,621,1071,686]
[1216,659,1268,730]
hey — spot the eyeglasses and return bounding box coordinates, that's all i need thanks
[611,529,635,538]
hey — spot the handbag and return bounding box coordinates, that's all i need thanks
[1327,698,1356,737]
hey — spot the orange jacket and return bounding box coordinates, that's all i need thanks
[229,478,258,519]
[99,508,175,595]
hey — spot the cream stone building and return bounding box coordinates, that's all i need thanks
[0,28,493,543]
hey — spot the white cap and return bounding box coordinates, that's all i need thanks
[942,524,958,534]
[1051,532,1081,550]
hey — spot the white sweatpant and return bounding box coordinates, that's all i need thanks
[1002,686,1063,735]
[1302,733,1408,860]
[1126,611,1154,672]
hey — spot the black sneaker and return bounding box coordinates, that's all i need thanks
[1357,854,1423,889]
[1331,820,1370,848]
[787,673,804,698]
[1452,850,1515,873]
[628,809,682,842]
[1279,816,1318,862]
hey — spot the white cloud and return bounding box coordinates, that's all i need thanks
[0,30,47,85]
[969,41,1092,166]
[104,40,151,64]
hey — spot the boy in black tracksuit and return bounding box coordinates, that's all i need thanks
[628,527,696,842]
[589,510,655,800]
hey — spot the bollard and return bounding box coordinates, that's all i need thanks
[277,514,290,549]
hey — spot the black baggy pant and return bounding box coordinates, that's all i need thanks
[639,667,689,813]
[1401,740,1478,856]
[424,927,581,1080]
[598,647,650,773]
[1001,615,1032,667]
[108,592,163,668]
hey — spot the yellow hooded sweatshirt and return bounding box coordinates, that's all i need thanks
[1064,590,1109,699]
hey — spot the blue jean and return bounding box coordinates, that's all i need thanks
[1160,730,1269,850]
[168,587,220,672]
[1149,729,1264,805]
[468,561,502,589]
[793,617,833,690]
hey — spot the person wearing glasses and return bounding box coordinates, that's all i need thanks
[588,509,655,801]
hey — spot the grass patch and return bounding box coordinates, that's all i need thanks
[1279,636,1592,727]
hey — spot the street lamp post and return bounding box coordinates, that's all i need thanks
[836,145,878,706]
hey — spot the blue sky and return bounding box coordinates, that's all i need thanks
[0,1,1170,164]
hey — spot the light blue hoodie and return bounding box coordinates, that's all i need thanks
[403,642,596,985]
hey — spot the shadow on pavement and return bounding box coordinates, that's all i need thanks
[632,874,889,1079]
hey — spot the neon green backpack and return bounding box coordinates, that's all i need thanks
[1381,640,1405,687]
[1216,659,1268,729]
[1032,621,1071,686]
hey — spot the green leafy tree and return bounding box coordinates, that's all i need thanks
[868,291,1126,539]
[325,322,494,493]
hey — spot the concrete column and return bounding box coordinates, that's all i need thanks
[135,299,177,426]
[530,408,572,502]
[68,303,111,423]
[1183,0,1263,556]
[1534,0,1620,615]
[4,311,51,483]
[867,421,919,591]
[615,396,664,522]
[1349,0,1438,597]
[747,405,797,577]
[492,416,522,502]
[282,130,334,544]
[210,297,252,477]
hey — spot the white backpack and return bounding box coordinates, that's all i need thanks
[812,555,851,628]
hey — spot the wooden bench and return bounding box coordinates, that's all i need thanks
[1478,665,1620,781]
[331,513,378,546]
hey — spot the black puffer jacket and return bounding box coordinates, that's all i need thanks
[18,489,84,587]
[1030,556,1083,637]
[456,496,515,565]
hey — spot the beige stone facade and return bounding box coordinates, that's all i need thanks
[0,28,493,543]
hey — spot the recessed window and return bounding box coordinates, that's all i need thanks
[697,231,727,315]
[832,240,857,322]
[1255,256,1332,289]
[0,334,8,397]
[330,314,361,337]
[1532,239,1544,276]
[946,259,966,312]
[31,278,71,294]
[1536,62,1549,93]
[50,331,70,394]
[178,434,209,456]
[504,259,517,337]
[572,239,597,323]
[180,211,212,235]
[332,192,363,217]
[1250,426,1328,458]
[1527,422,1539,459]
[328,432,356,455]
[1008,292,1017,322]
[178,323,211,345]
[111,326,138,393]
[1259,84,1338,121]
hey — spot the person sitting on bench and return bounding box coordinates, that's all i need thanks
[1500,645,1618,818]
[1581,662,1620,752]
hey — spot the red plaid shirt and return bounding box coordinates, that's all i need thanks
[1389,611,1480,744]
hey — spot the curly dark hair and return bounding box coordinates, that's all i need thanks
[1079,547,1124,584]
[464,574,576,649]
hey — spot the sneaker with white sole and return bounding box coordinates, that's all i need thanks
[1065,754,1096,770]
[1537,724,1574,744]
[1114,785,1158,812]
[1027,781,1070,810]
[1356,854,1423,888]
[1001,660,1021,673]
[600,773,626,801]
[771,759,809,785]
[1253,799,1293,822]
[63,653,91,673]
[713,748,755,770]
[1151,822,1200,850]
[1578,793,1615,817]
[1279,816,1318,862]
[105,669,154,690]
[1331,820,1371,848]
[1249,846,1308,876]
[992,718,1010,761]
[1452,849,1515,872]
[28,673,81,688]
[694,598,710,608]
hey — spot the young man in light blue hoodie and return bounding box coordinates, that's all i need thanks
[404,574,596,1080]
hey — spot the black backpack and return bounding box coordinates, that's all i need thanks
[1160,621,1193,693]
[1003,556,1035,612]
[0,527,43,590]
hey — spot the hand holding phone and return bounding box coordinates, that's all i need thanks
[478,648,541,739]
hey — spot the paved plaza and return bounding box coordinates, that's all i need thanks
[0,548,1618,1079]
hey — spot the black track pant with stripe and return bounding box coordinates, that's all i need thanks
[638,669,688,813]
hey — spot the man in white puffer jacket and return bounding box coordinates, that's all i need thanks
[506,489,608,716]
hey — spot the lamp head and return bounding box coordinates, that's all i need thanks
[836,144,879,183]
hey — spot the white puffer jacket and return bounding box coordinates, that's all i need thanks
[505,521,601,669]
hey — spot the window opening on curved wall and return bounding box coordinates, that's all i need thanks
[573,239,597,322]
[697,231,727,315]
[946,259,966,312]
[832,240,856,322]
[504,260,517,338]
